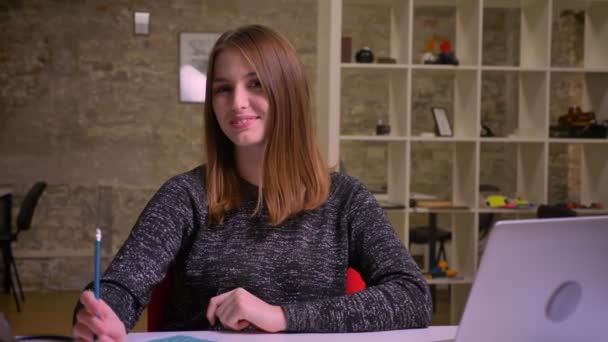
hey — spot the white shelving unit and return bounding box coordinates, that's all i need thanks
[317,0,608,323]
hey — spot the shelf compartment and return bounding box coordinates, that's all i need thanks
[549,71,608,133]
[411,69,479,138]
[411,0,480,66]
[552,0,608,69]
[584,1,608,68]
[341,63,410,70]
[341,135,408,141]
[340,140,408,205]
[343,0,411,64]
[551,67,608,73]
[427,277,472,285]
[410,136,477,142]
[548,142,608,206]
[483,0,551,68]
[549,138,608,144]
[481,70,548,139]
[410,141,477,207]
[408,211,476,280]
[477,208,538,214]
[450,212,476,283]
[341,68,409,137]
[482,66,548,72]
[409,207,473,213]
[479,141,547,206]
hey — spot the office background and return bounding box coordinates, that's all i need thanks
[0,0,587,294]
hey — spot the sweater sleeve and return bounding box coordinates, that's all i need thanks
[281,180,432,332]
[78,176,196,331]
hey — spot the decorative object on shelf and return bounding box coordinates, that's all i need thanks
[480,123,495,137]
[486,195,535,209]
[425,260,458,279]
[431,107,453,137]
[550,106,607,138]
[376,119,391,135]
[438,39,459,65]
[422,36,458,65]
[559,202,604,210]
[377,56,397,64]
[341,36,352,63]
[355,47,374,63]
[422,37,438,64]
[558,106,595,127]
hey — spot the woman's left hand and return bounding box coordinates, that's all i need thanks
[206,287,287,332]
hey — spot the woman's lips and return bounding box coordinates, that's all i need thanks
[230,116,260,129]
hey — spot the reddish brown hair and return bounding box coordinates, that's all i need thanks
[204,25,330,225]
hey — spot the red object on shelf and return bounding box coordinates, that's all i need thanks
[440,40,452,53]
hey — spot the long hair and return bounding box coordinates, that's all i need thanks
[204,25,330,226]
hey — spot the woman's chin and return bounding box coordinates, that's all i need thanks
[232,136,266,149]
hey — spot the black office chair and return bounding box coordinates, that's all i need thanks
[409,184,499,312]
[409,184,500,267]
[0,181,47,312]
[409,226,451,268]
[537,204,578,218]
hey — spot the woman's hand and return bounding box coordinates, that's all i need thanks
[206,287,287,332]
[73,291,127,342]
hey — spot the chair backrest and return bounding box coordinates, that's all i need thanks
[147,267,367,331]
[537,204,578,219]
[0,194,12,238]
[16,182,47,233]
[345,267,366,294]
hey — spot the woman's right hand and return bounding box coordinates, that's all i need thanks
[73,291,127,342]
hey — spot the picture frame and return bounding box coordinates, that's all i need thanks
[179,32,221,103]
[431,107,453,137]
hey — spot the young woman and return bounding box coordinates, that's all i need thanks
[73,24,431,341]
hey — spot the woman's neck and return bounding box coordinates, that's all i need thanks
[235,145,265,186]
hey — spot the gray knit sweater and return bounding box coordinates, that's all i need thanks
[95,166,432,332]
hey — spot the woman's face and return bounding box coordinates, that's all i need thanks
[211,47,270,149]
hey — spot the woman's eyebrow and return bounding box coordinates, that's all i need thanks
[213,72,258,83]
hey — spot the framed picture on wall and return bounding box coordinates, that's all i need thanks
[179,32,221,103]
[431,107,453,137]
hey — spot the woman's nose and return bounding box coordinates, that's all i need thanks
[232,85,249,110]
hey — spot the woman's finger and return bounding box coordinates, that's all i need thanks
[72,322,94,342]
[80,291,116,320]
[214,292,252,331]
[76,309,107,336]
[206,289,234,325]
[236,319,251,331]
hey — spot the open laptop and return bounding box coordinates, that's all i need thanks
[443,215,608,342]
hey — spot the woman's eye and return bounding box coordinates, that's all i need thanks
[248,79,262,88]
[214,86,231,94]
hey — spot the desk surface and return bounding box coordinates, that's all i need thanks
[128,326,457,342]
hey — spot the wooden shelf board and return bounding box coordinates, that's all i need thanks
[340,135,408,142]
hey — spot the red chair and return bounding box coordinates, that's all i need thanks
[147,267,366,331]
[345,267,366,294]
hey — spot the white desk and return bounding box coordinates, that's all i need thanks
[128,326,457,342]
